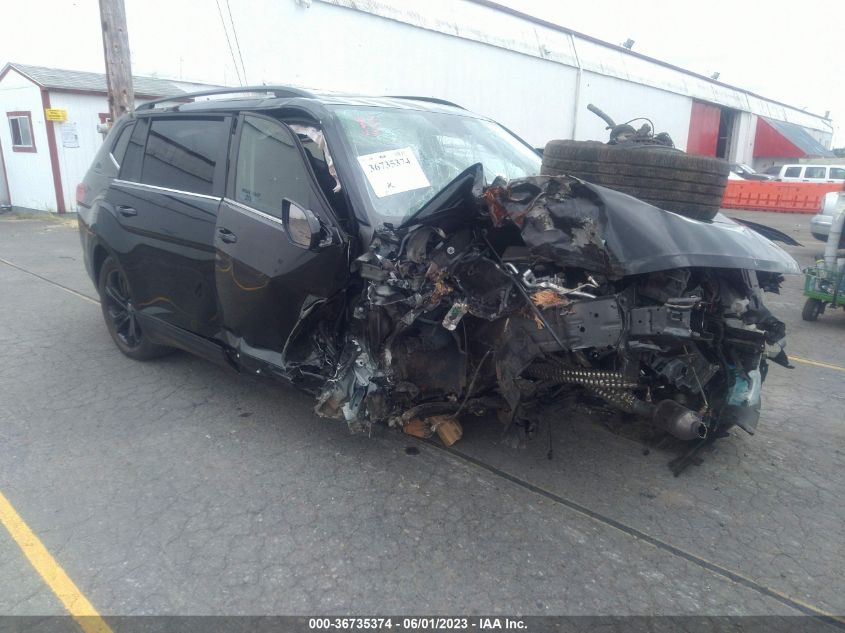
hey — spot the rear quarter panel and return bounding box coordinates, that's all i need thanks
[77,117,132,286]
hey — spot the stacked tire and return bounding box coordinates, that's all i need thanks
[541,140,730,221]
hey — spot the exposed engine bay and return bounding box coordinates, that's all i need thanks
[298,172,798,472]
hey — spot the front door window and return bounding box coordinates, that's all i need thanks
[234,115,314,217]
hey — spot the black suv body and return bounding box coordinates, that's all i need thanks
[78,87,799,466]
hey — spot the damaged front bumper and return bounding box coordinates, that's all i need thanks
[310,175,798,467]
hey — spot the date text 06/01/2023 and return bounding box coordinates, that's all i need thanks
[308,617,528,630]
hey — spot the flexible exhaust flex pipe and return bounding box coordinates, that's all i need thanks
[528,364,707,440]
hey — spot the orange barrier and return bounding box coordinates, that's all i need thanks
[721,181,842,214]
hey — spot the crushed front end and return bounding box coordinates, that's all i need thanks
[313,173,798,468]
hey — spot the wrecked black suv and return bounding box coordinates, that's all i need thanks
[77,87,799,463]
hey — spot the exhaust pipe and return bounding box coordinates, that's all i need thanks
[649,400,707,440]
[579,383,707,441]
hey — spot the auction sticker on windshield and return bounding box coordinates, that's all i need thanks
[356,147,431,197]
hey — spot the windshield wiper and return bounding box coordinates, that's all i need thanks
[398,163,484,228]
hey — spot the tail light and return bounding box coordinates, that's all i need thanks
[76,183,89,206]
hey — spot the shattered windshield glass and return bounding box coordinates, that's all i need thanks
[330,106,541,225]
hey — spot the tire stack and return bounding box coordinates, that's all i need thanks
[541,140,730,221]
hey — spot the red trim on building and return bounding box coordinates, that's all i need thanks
[0,137,11,205]
[6,111,37,152]
[40,90,66,214]
[0,65,43,86]
[686,101,721,156]
[753,117,804,158]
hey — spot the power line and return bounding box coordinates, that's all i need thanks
[225,0,248,85]
[215,0,243,86]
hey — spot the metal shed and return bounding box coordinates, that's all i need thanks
[0,63,211,213]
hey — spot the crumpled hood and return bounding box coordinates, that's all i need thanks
[484,176,801,277]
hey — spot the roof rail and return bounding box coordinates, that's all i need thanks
[385,95,465,110]
[136,85,315,111]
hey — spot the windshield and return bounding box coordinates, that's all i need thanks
[330,106,541,225]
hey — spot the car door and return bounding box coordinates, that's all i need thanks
[105,114,231,337]
[215,113,349,369]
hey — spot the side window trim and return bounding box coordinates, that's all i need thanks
[226,112,339,226]
[112,178,223,201]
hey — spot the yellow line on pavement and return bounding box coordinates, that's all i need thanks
[790,355,845,372]
[0,490,112,633]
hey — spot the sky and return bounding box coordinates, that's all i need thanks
[2,0,842,144]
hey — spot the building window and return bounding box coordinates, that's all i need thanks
[7,112,36,152]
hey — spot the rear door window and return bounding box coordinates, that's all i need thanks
[140,117,229,196]
[783,166,802,178]
[110,122,134,167]
[119,118,148,182]
[804,166,826,179]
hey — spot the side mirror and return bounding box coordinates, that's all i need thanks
[282,199,322,249]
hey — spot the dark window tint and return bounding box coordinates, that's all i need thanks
[110,123,134,167]
[141,117,228,195]
[8,114,34,149]
[235,116,312,217]
[804,166,826,179]
[119,119,149,182]
[763,166,781,175]
[829,168,845,179]
[783,166,802,178]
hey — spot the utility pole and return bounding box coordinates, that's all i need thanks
[99,0,135,125]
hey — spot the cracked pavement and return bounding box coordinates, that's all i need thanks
[0,211,842,617]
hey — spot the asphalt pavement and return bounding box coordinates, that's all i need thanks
[0,210,842,622]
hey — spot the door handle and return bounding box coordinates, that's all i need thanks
[117,205,137,217]
[217,227,238,244]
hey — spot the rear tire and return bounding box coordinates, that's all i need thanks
[542,140,730,221]
[98,256,172,360]
[801,298,823,322]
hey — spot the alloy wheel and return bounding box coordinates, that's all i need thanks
[103,268,141,348]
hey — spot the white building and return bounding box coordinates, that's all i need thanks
[0,63,211,212]
[1,0,835,212]
[246,0,833,166]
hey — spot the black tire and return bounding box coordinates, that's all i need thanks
[542,140,730,221]
[98,256,172,360]
[801,298,823,322]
